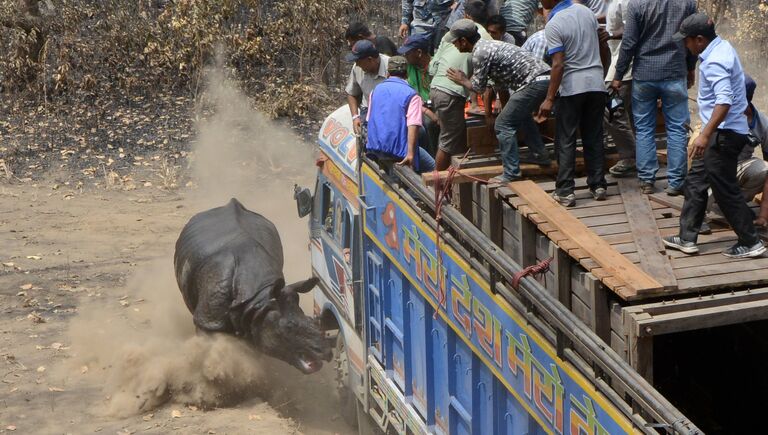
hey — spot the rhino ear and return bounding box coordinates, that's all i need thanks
[285,277,319,294]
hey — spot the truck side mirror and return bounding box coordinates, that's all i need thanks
[293,185,312,218]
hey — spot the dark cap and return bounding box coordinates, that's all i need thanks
[673,13,716,41]
[745,73,756,103]
[387,56,409,75]
[345,39,379,62]
[397,33,431,55]
[445,19,480,44]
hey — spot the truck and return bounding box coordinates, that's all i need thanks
[294,105,747,434]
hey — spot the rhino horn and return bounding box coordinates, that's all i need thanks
[277,277,319,308]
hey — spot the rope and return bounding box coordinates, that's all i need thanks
[511,257,553,291]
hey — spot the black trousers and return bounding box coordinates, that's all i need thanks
[680,129,759,245]
[555,92,608,196]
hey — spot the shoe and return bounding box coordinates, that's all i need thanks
[662,236,699,254]
[639,181,655,194]
[591,187,607,200]
[722,241,766,258]
[698,221,712,235]
[608,159,637,177]
[519,153,552,166]
[488,175,521,184]
[665,186,683,196]
[552,192,576,207]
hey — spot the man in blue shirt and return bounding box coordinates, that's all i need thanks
[663,14,765,258]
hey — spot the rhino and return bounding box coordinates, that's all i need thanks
[174,198,331,374]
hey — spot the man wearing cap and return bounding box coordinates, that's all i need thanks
[445,20,553,184]
[400,33,440,155]
[346,40,390,135]
[345,22,398,57]
[366,56,437,173]
[400,0,454,52]
[662,13,765,259]
[537,0,611,207]
[610,0,697,196]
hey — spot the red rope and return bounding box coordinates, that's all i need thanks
[511,257,553,291]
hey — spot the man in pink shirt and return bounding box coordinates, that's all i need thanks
[366,56,437,172]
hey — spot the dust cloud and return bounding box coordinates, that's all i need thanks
[62,63,323,417]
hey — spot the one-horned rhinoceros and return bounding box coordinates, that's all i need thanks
[174,198,332,374]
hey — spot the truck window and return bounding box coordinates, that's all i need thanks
[343,210,352,250]
[321,183,334,234]
[334,200,343,243]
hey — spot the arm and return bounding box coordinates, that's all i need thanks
[536,51,564,121]
[398,95,424,167]
[598,28,611,76]
[400,0,413,38]
[690,60,736,157]
[690,104,730,158]
[347,94,362,133]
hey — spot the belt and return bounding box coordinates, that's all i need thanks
[533,74,551,82]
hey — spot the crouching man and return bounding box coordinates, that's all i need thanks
[366,56,437,173]
[663,14,765,258]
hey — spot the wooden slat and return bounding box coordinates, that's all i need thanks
[618,179,678,290]
[636,299,768,336]
[508,180,662,297]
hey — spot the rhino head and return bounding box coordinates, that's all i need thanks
[255,277,332,374]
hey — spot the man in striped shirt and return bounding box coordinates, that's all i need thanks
[498,0,539,45]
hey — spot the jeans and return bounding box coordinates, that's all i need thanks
[679,130,759,246]
[419,114,440,157]
[555,92,608,196]
[495,80,549,180]
[416,147,436,173]
[632,79,689,189]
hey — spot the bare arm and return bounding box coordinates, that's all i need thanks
[690,104,731,158]
[397,125,420,167]
[536,51,564,121]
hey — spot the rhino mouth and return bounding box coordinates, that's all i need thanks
[297,354,323,374]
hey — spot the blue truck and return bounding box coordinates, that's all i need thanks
[295,106,702,435]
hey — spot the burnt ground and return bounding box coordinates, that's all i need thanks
[0,89,354,435]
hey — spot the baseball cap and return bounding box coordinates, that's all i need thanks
[387,56,409,75]
[397,33,431,55]
[445,19,480,44]
[345,39,379,62]
[673,13,716,41]
[745,73,756,103]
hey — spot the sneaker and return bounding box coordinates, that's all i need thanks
[591,187,607,201]
[552,192,576,207]
[698,221,712,235]
[722,241,766,258]
[488,175,521,184]
[608,159,637,177]
[665,186,683,196]
[662,236,699,254]
[639,181,655,194]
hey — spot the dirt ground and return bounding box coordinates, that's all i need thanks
[0,71,355,435]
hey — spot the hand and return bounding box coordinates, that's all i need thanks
[352,117,362,134]
[397,153,415,168]
[446,68,468,87]
[689,133,709,158]
[423,108,438,124]
[597,27,609,44]
[399,24,409,39]
[610,79,622,93]
[687,70,696,89]
[536,98,555,123]
[755,216,768,228]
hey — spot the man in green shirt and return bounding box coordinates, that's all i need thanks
[400,33,440,156]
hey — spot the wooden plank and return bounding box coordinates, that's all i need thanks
[618,179,678,290]
[457,183,473,220]
[555,248,572,310]
[674,258,768,280]
[637,299,768,336]
[676,269,768,291]
[636,287,768,317]
[508,182,662,296]
[588,277,611,342]
[519,213,537,268]
[625,314,653,383]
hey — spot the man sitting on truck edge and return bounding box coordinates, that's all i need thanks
[366,56,437,173]
[663,13,766,259]
[399,33,440,156]
[345,40,390,135]
[445,19,553,184]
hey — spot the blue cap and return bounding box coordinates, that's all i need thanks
[345,39,379,62]
[397,33,431,55]
[745,73,756,103]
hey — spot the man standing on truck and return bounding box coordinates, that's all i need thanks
[366,56,437,173]
[445,20,553,184]
[537,0,611,207]
[610,0,697,196]
[663,13,766,258]
[346,40,390,135]
[400,0,454,52]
